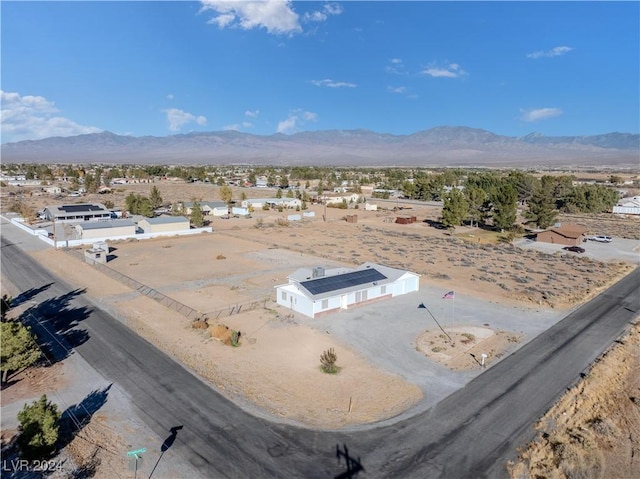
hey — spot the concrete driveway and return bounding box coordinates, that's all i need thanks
[297,284,566,424]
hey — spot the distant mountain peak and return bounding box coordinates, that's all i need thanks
[1,127,638,167]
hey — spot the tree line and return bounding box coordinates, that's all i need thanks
[435,172,619,230]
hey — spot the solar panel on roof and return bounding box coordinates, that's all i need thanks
[301,268,387,296]
[60,204,105,213]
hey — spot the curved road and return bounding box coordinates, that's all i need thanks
[2,233,638,478]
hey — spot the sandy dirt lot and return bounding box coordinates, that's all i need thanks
[20,198,633,429]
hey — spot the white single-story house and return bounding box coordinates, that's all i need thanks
[181,201,228,215]
[275,262,420,318]
[322,193,361,205]
[74,219,136,240]
[44,203,112,223]
[241,198,302,209]
[138,216,190,234]
[613,196,640,215]
[212,206,230,217]
[44,186,62,195]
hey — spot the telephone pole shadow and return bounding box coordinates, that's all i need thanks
[148,425,183,479]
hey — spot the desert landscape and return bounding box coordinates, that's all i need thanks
[2,179,639,477]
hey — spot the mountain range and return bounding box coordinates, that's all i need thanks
[2,127,638,167]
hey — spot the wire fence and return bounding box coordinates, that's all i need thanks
[66,249,267,322]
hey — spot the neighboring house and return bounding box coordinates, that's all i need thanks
[138,216,190,234]
[241,198,302,209]
[255,177,269,188]
[275,262,420,318]
[536,224,587,246]
[44,186,62,195]
[43,203,112,223]
[181,201,227,216]
[74,220,136,240]
[323,193,361,205]
[613,196,640,215]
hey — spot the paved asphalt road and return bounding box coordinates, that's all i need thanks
[2,233,638,478]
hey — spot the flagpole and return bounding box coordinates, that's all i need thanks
[452,294,455,327]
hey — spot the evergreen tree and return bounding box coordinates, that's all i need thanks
[525,183,558,229]
[1,321,41,384]
[276,188,283,199]
[464,187,487,227]
[17,395,61,460]
[1,294,12,321]
[441,189,469,228]
[149,186,163,209]
[491,182,518,231]
[190,200,204,227]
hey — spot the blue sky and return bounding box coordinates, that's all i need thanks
[2,1,638,143]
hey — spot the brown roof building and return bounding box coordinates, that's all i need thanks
[536,224,587,246]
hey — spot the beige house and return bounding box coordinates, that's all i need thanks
[74,220,136,240]
[138,216,190,234]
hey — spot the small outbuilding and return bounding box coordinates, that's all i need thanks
[74,220,136,240]
[138,216,190,234]
[536,224,587,246]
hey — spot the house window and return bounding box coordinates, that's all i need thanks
[321,299,329,310]
[381,285,386,294]
[362,290,368,301]
[281,291,287,301]
[355,292,362,302]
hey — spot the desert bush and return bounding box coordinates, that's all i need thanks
[216,254,226,260]
[460,333,475,344]
[191,319,209,330]
[230,330,241,347]
[274,218,289,227]
[320,348,338,374]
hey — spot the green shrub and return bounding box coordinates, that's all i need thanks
[320,348,338,374]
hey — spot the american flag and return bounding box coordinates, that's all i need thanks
[442,290,455,300]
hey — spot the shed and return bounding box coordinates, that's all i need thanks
[536,224,587,246]
[74,220,136,240]
[396,216,417,224]
[138,216,190,234]
[345,215,358,223]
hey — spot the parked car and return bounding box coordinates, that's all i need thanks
[590,235,612,243]
[563,246,585,253]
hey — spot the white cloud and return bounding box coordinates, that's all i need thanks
[527,46,573,59]
[0,90,102,143]
[387,86,406,94]
[303,2,343,22]
[201,0,302,35]
[277,109,317,134]
[163,108,207,132]
[167,93,174,100]
[245,109,260,118]
[386,58,406,75]
[519,107,563,122]
[224,121,254,131]
[422,63,468,78]
[311,79,357,88]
